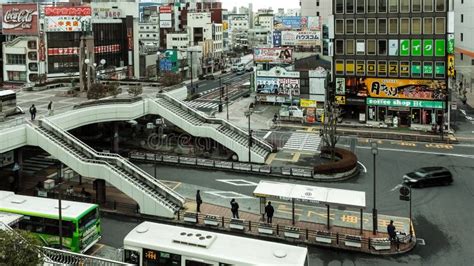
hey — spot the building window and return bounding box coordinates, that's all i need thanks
[356,19,365,34]
[461,33,464,42]
[367,39,376,55]
[400,18,410,34]
[336,40,345,55]
[435,17,446,34]
[378,19,387,34]
[461,53,464,60]
[367,0,376,13]
[346,19,355,34]
[336,0,344,14]
[423,17,433,34]
[412,0,422,12]
[346,40,355,55]
[357,0,365,13]
[7,54,26,65]
[378,0,387,12]
[461,14,464,23]
[336,19,344,34]
[435,0,445,12]
[367,18,376,34]
[389,18,398,34]
[412,18,422,35]
[400,0,410,12]
[424,0,433,12]
[357,40,365,55]
[346,0,355,13]
[389,0,398,12]
[378,39,387,55]
[7,71,27,81]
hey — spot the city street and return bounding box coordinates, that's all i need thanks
[96,137,474,265]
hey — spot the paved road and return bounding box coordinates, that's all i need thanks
[98,138,474,266]
[188,71,251,94]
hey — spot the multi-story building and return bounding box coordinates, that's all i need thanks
[333,0,452,131]
[248,27,271,48]
[454,0,474,90]
[254,13,274,31]
[139,11,160,48]
[228,14,249,50]
[301,0,332,23]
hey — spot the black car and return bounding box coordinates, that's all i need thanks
[403,167,453,188]
[205,74,215,80]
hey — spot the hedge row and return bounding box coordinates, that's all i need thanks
[314,147,358,175]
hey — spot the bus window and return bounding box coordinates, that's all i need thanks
[79,207,98,230]
[124,249,140,264]
[143,248,181,266]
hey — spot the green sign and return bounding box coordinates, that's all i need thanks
[435,62,445,78]
[423,64,433,75]
[447,34,455,54]
[411,40,422,56]
[367,98,445,109]
[435,39,446,57]
[411,63,421,75]
[423,40,433,56]
[400,40,410,56]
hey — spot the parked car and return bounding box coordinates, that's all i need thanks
[403,167,453,188]
[205,74,215,80]
[198,74,205,80]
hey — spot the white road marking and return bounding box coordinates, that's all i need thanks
[263,131,272,139]
[391,184,403,192]
[204,191,253,199]
[216,179,258,186]
[357,161,367,173]
[283,133,321,152]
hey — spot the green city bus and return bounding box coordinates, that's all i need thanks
[0,190,101,253]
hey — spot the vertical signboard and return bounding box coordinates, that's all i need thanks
[2,4,38,35]
[423,40,433,56]
[447,34,454,54]
[435,39,446,57]
[335,78,346,95]
[400,39,410,56]
[273,31,282,47]
[448,55,455,77]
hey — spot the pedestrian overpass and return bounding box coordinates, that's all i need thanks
[0,87,273,218]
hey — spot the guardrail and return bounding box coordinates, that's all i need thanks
[129,152,316,179]
[42,246,132,266]
[174,210,414,255]
[73,97,143,109]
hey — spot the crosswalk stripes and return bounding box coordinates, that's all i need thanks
[185,101,219,111]
[282,133,322,152]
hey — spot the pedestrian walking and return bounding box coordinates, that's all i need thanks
[47,101,53,116]
[196,190,202,213]
[29,104,37,121]
[387,220,397,242]
[264,201,274,224]
[230,198,239,219]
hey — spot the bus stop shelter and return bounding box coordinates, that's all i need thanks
[253,181,366,232]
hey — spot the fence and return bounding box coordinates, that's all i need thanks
[129,152,315,179]
[174,210,414,255]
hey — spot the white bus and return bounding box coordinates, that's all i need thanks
[123,222,308,266]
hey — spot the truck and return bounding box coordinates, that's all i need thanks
[278,105,304,122]
[231,56,253,73]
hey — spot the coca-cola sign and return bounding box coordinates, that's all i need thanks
[2,4,38,35]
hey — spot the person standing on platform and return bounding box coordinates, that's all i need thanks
[265,201,274,224]
[230,198,239,219]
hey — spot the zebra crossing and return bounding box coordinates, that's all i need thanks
[282,133,322,152]
[185,100,219,111]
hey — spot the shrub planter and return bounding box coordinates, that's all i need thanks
[371,238,391,250]
[283,226,300,239]
[203,215,220,227]
[229,218,245,231]
[314,147,358,175]
[257,223,274,235]
[183,212,198,223]
[344,235,362,248]
[315,230,332,244]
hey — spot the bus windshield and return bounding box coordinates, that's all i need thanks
[79,207,98,230]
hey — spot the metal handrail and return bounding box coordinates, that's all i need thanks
[42,246,133,266]
[40,119,184,208]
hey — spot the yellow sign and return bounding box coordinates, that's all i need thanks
[356,60,365,75]
[223,21,229,31]
[367,60,376,76]
[346,60,355,75]
[389,61,398,76]
[378,61,387,76]
[300,99,317,108]
[400,62,410,76]
[448,55,455,77]
[335,95,346,105]
[365,78,447,100]
[335,60,344,74]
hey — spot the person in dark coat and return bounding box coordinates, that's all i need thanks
[387,220,397,242]
[47,101,53,116]
[230,198,239,219]
[29,104,37,120]
[265,201,274,223]
[196,190,202,212]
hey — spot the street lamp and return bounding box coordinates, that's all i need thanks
[245,106,254,163]
[371,141,378,235]
[84,58,106,86]
[224,82,230,120]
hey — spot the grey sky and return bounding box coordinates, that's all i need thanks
[221,0,300,11]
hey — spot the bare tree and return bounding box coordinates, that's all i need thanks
[0,229,44,266]
[320,102,340,161]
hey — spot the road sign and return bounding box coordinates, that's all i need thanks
[400,195,410,201]
[451,103,457,110]
[400,186,410,196]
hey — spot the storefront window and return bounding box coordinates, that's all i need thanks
[27,41,37,49]
[28,52,38,61]
[378,107,387,121]
[368,106,376,121]
[411,109,421,124]
[7,71,27,81]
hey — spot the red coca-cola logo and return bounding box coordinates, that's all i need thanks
[3,8,37,29]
